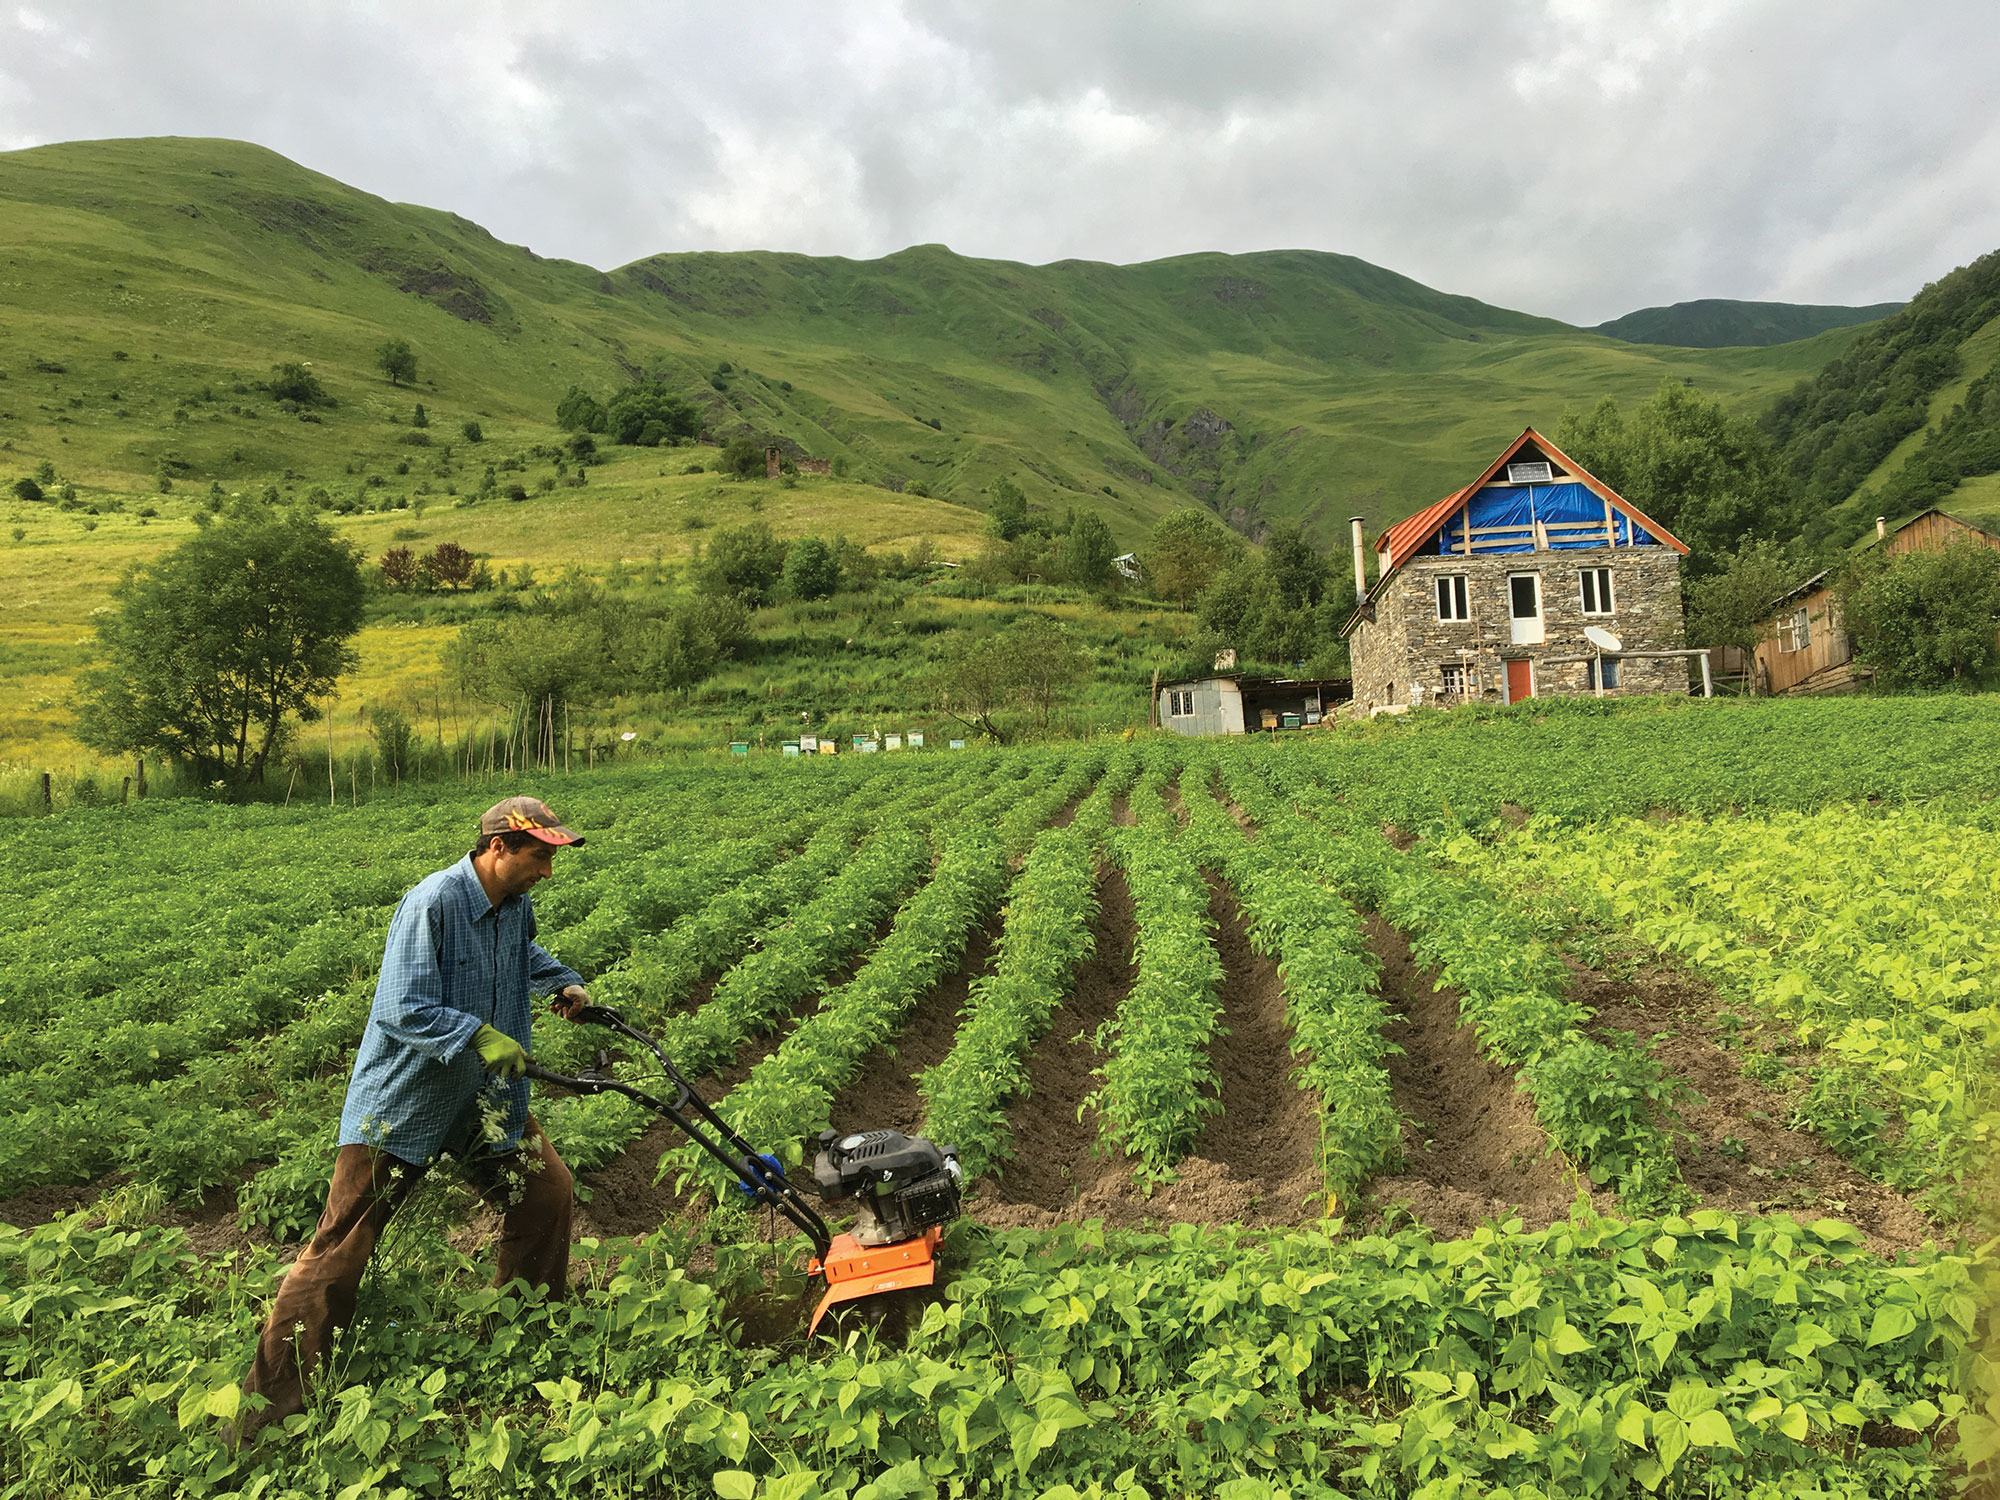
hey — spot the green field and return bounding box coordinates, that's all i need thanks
[2,699,1997,1496]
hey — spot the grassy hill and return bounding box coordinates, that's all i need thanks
[0,136,1907,773]
[1,137,1868,543]
[1592,299,1901,348]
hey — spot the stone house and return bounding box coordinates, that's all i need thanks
[1342,429,1694,713]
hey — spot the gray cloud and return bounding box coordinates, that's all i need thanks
[1,0,1992,323]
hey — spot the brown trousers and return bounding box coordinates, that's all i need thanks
[240,1114,571,1435]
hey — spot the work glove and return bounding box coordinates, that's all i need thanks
[472,1024,529,1079]
[551,983,589,1021]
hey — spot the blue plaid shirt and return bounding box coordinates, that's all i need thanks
[338,855,582,1164]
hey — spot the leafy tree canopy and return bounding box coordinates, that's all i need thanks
[783,535,841,601]
[266,362,334,408]
[1556,378,1793,573]
[696,521,789,606]
[375,338,417,387]
[73,500,364,784]
[1686,539,1810,670]
[1144,508,1243,608]
[555,385,606,434]
[604,383,701,447]
[1841,538,2000,688]
[1060,510,1117,589]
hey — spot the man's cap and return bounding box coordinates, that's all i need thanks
[479,796,586,847]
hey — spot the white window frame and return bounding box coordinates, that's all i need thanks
[1167,690,1195,717]
[1440,663,1473,695]
[1578,566,1615,616]
[1588,656,1621,691]
[1434,573,1471,622]
[1778,607,1811,654]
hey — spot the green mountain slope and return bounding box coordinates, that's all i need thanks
[1592,299,1901,348]
[1765,249,2000,546]
[0,136,1862,547]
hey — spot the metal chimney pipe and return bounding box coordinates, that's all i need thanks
[1350,516,1368,599]
[1876,516,1888,540]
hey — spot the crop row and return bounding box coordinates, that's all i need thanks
[3,1201,1972,1497]
[1438,805,2000,1215]
[1088,745,1225,1178]
[921,748,1139,1178]
[694,825,1012,1191]
[1185,753,1401,1213]
[1256,757,1691,1212]
[536,756,1070,1181]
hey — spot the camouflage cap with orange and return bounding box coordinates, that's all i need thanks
[479,796,586,847]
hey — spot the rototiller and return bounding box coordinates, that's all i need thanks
[525,1004,962,1335]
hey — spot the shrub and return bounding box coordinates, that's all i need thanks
[266,362,333,407]
[505,483,528,503]
[460,420,484,443]
[411,402,429,428]
[9,476,43,504]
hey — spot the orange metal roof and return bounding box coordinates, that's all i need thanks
[1371,428,1690,581]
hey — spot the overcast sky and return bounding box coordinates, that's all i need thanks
[2,1,1994,325]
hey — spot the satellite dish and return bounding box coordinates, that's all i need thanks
[1585,625,1623,653]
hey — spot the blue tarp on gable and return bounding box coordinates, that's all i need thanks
[1429,482,1657,553]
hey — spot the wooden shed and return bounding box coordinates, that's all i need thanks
[1754,509,2000,694]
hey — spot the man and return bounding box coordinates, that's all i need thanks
[235,795,592,1443]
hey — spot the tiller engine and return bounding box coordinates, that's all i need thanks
[527,1005,962,1335]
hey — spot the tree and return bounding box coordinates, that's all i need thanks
[1555,379,1794,572]
[999,613,1085,738]
[783,535,841,600]
[73,500,364,784]
[376,338,417,387]
[422,541,476,590]
[378,545,419,590]
[696,522,788,606]
[267,363,334,407]
[411,403,429,429]
[1145,508,1243,608]
[987,477,1030,541]
[643,594,750,690]
[603,383,700,446]
[445,581,639,766]
[555,386,606,434]
[720,438,767,479]
[925,630,1014,742]
[1842,539,2000,688]
[1060,510,1117,588]
[1686,539,1804,690]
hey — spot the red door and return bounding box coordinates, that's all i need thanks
[1505,659,1534,703]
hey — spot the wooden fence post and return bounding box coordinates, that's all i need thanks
[40,771,52,810]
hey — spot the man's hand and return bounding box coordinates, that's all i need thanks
[472,1023,529,1079]
[551,983,589,1021]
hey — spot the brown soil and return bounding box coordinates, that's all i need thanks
[1381,823,1418,851]
[1111,796,1136,827]
[1362,917,1596,1237]
[977,866,1136,1227]
[1163,778,1188,827]
[0,1169,274,1257]
[574,1119,683,1240]
[977,874,1325,1232]
[824,923,999,1139]
[1571,957,1933,1255]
